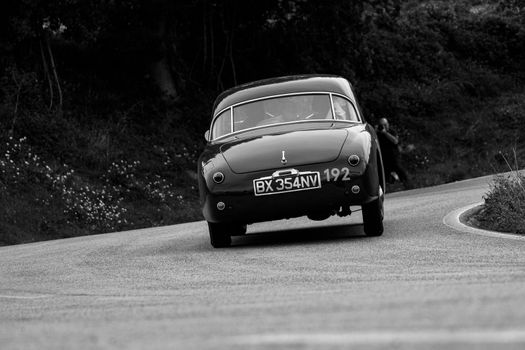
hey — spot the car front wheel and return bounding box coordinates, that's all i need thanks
[362,194,384,237]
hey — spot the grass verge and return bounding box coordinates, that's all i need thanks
[474,161,525,235]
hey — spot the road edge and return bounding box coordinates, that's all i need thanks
[443,202,525,241]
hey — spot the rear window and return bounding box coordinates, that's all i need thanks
[211,93,360,139]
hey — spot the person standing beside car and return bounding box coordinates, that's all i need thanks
[376,117,412,189]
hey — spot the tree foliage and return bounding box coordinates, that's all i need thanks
[3,0,523,100]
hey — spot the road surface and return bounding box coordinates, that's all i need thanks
[1,174,525,349]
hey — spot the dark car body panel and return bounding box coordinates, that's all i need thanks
[220,128,348,173]
[200,146,380,225]
[198,75,384,227]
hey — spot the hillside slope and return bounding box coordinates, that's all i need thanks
[1,0,523,245]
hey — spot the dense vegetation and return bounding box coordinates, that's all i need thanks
[474,166,525,234]
[1,0,524,245]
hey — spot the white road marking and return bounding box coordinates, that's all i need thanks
[0,294,51,299]
[234,330,525,345]
[443,202,525,241]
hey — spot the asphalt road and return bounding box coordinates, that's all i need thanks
[1,174,525,350]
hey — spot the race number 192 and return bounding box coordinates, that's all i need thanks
[323,167,351,182]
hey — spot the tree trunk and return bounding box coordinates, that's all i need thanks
[150,57,178,102]
[148,1,178,102]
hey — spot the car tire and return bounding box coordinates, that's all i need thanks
[208,222,232,248]
[362,195,384,237]
[208,222,246,248]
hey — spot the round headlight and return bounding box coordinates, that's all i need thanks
[212,172,225,184]
[348,155,360,166]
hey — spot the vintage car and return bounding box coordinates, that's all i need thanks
[198,75,385,247]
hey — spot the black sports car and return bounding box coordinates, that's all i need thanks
[198,75,385,247]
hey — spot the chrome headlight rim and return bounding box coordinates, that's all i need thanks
[347,154,360,167]
[212,171,225,184]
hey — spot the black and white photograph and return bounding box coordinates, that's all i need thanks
[1,0,524,349]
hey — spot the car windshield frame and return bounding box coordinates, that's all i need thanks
[209,92,362,141]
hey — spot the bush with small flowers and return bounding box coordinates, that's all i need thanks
[103,159,180,203]
[1,136,128,234]
[0,135,199,244]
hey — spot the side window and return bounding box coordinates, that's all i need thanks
[211,109,231,139]
[332,96,360,122]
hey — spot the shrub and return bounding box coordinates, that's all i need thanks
[0,134,199,244]
[0,135,128,234]
[477,170,525,234]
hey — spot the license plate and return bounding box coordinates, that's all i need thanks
[253,171,321,196]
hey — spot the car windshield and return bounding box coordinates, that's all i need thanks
[211,93,360,139]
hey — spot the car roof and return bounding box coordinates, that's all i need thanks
[212,75,356,115]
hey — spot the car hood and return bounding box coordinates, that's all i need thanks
[219,129,349,173]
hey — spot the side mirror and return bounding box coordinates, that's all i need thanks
[204,130,210,141]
